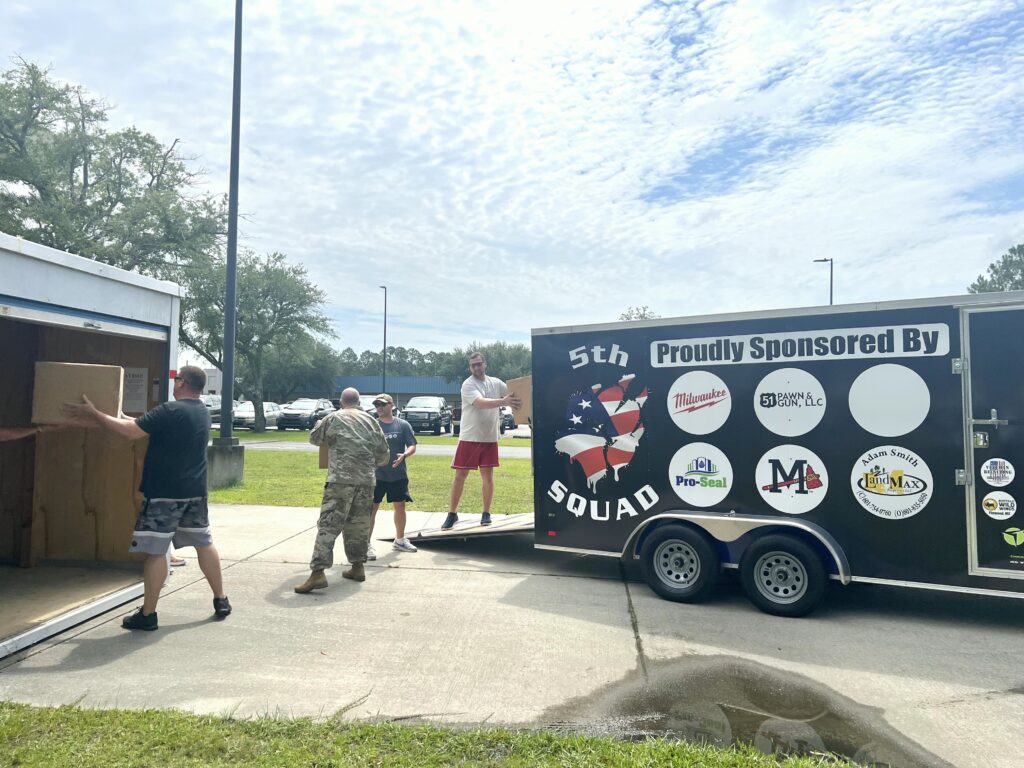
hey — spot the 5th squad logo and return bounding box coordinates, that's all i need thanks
[549,343,659,522]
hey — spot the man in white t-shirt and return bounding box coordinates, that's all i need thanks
[442,352,521,530]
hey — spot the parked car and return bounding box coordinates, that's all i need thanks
[233,401,281,429]
[200,395,239,425]
[402,396,453,435]
[201,394,221,424]
[499,405,516,432]
[277,398,334,430]
[265,402,282,425]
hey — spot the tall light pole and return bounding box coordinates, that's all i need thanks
[217,0,244,444]
[380,285,387,394]
[814,257,834,305]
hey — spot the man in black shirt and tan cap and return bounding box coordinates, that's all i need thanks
[63,365,230,631]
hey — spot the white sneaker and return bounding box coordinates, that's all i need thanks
[366,545,377,561]
[393,538,418,553]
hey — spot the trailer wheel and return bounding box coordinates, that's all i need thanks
[740,535,827,618]
[640,525,720,603]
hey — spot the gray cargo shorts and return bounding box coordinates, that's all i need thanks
[129,497,213,555]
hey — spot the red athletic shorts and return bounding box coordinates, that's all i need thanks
[452,441,499,470]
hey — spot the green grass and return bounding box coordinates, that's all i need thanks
[0,702,850,768]
[209,451,534,512]
[232,431,531,448]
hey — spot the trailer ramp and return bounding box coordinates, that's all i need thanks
[392,512,534,543]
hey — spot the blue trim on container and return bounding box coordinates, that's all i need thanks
[0,294,169,333]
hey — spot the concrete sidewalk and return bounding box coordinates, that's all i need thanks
[2,504,1021,768]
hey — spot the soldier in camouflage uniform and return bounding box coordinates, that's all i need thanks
[295,388,389,593]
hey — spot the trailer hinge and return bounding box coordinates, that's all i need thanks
[955,469,970,486]
[951,358,965,374]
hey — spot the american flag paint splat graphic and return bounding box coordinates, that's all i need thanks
[554,374,649,491]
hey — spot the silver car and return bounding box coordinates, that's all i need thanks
[233,401,281,429]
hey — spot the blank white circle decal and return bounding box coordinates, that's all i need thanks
[849,364,930,437]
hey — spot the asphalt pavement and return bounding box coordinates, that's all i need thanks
[2,505,1021,768]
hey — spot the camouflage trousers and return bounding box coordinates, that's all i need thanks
[309,482,374,571]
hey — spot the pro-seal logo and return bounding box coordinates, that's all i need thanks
[755,445,828,514]
[982,491,1016,521]
[554,373,649,491]
[851,446,933,519]
[669,443,732,507]
[667,371,731,435]
[980,458,1015,488]
[753,368,826,437]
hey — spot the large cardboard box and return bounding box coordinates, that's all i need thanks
[506,375,532,426]
[32,362,124,425]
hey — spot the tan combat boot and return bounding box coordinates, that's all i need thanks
[294,569,328,593]
[342,562,365,582]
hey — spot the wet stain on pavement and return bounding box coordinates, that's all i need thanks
[537,655,953,768]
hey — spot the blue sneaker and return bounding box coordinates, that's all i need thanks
[480,513,492,526]
[441,513,458,530]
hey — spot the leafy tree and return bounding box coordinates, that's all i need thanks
[338,347,360,373]
[0,60,225,278]
[179,251,332,430]
[619,305,660,321]
[969,244,1024,293]
[442,342,530,381]
[357,350,382,377]
[405,347,424,375]
[0,60,338,431]
[262,337,341,405]
[422,351,447,377]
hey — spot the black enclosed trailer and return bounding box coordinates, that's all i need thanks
[530,292,1024,616]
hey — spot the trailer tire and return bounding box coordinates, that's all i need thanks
[640,525,720,603]
[740,535,827,618]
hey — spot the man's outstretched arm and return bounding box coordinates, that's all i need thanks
[62,396,147,440]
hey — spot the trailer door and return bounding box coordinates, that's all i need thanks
[964,304,1024,578]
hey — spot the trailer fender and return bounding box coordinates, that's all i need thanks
[624,512,851,585]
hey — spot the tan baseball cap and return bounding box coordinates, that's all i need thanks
[372,393,394,406]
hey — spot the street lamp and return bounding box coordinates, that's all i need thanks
[380,285,387,394]
[813,258,834,305]
[216,0,244,444]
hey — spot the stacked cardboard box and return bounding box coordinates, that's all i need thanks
[506,375,532,426]
[32,362,125,425]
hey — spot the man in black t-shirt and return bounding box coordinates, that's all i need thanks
[63,365,230,631]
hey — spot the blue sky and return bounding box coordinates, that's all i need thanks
[3,0,1023,355]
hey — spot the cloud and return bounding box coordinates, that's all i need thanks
[3,0,1023,352]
